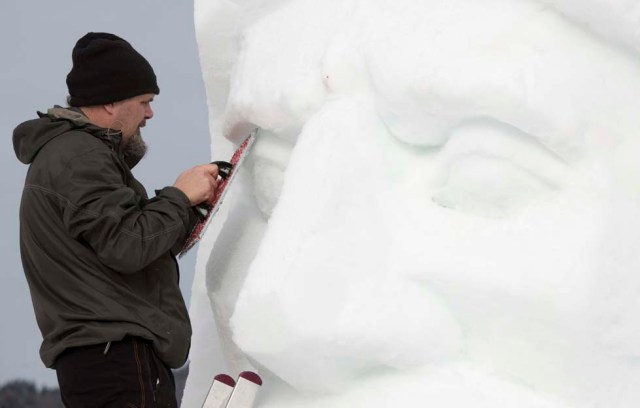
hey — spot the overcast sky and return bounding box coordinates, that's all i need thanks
[0,0,211,386]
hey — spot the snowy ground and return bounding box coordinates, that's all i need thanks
[183,0,640,406]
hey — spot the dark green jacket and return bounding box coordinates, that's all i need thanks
[13,107,196,369]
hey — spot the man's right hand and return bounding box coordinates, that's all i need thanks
[173,163,219,206]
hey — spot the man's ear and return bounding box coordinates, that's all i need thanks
[103,103,117,115]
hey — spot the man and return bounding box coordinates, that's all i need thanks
[13,32,218,407]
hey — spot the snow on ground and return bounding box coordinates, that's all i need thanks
[183,0,640,406]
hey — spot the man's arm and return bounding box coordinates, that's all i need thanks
[59,147,218,273]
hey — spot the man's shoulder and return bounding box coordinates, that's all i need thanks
[42,129,112,165]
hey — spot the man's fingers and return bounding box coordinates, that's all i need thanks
[204,163,219,179]
[207,173,218,204]
[173,163,223,206]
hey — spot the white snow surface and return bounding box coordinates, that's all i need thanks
[183,0,640,407]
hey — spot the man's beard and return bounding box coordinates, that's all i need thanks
[123,130,148,168]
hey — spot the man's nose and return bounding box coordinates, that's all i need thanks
[145,106,154,120]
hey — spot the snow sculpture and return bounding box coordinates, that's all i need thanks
[184,0,640,406]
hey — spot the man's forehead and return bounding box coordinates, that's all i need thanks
[122,93,155,103]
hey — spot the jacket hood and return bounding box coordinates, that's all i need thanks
[13,107,123,164]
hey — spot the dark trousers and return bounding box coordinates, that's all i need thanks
[55,337,178,408]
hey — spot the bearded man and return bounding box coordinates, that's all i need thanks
[12,32,218,407]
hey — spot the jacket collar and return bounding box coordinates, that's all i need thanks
[44,106,124,152]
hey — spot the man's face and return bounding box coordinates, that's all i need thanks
[111,93,154,143]
[110,93,154,161]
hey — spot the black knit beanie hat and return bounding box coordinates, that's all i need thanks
[66,32,160,107]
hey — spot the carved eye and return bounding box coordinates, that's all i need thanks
[431,120,569,218]
[432,155,556,217]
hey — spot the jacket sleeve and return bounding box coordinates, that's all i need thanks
[59,146,195,274]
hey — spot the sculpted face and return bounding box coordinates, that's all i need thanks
[194,0,640,406]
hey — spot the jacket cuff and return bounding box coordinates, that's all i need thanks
[155,187,200,253]
[155,186,193,232]
[156,186,191,208]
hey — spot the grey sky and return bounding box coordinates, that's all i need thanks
[1,0,211,386]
